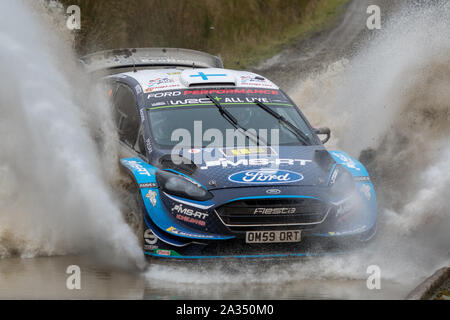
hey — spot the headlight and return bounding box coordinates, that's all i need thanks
[156,170,213,201]
[329,165,356,198]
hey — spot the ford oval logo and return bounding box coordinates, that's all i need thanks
[228,169,303,184]
[266,188,281,195]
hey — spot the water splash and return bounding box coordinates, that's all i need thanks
[0,0,144,269]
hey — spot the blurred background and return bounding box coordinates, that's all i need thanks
[59,0,348,68]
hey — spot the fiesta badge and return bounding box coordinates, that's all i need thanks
[228,169,303,184]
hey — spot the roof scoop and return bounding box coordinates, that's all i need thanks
[180,68,236,87]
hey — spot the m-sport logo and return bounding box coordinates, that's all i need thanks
[228,169,303,184]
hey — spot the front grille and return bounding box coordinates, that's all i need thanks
[215,198,329,229]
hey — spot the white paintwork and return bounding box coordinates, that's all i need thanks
[118,68,279,94]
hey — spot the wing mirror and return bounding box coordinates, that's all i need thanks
[313,127,331,144]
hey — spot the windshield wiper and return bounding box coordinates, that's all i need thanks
[206,94,238,126]
[253,100,311,145]
[206,95,267,146]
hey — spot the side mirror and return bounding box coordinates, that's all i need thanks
[314,127,331,144]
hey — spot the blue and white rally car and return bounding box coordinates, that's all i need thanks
[81,48,377,259]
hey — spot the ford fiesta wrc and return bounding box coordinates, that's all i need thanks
[81,48,377,260]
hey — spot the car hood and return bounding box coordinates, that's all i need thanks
[152,146,335,190]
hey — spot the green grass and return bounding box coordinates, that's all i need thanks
[60,0,350,69]
[224,0,350,68]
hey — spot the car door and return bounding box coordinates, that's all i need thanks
[112,83,146,157]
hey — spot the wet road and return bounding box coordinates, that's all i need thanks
[0,255,415,299]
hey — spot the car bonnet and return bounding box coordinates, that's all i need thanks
[154,145,334,190]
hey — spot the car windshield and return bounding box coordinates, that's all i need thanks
[146,88,317,148]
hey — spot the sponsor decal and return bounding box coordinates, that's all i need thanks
[139,182,157,188]
[354,176,370,182]
[146,190,157,207]
[239,75,277,88]
[145,138,153,153]
[332,152,361,171]
[147,77,174,87]
[219,146,277,157]
[266,188,281,195]
[144,244,158,251]
[153,249,181,257]
[240,75,266,83]
[171,204,209,220]
[183,89,280,96]
[330,168,339,185]
[360,184,372,200]
[135,84,142,94]
[167,97,211,106]
[254,208,296,215]
[155,97,280,108]
[147,90,182,98]
[155,249,171,256]
[144,229,158,245]
[145,89,288,110]
[145,77,176,93]
[151,102,166,107]
[166,226,214,239]
[145,84,181,93]
[200,158,312,170]
[123,160,151,176]
[228,169,304,184]
[176,214,206,227]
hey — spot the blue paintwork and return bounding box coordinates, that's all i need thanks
[120,157,233,241]
[109,75,378,259]
[120,151,378,258]
[330,150,369,177]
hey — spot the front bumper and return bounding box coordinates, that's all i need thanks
[142,183,377,259]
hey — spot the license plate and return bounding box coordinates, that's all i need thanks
[245,230,302,243]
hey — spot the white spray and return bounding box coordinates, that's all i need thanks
[0,0,144,269]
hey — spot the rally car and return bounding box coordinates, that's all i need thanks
[81,48,377,259]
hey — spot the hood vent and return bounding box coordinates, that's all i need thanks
[158,154,197,175]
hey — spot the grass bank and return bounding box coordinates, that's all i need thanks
[60,0,349,69]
